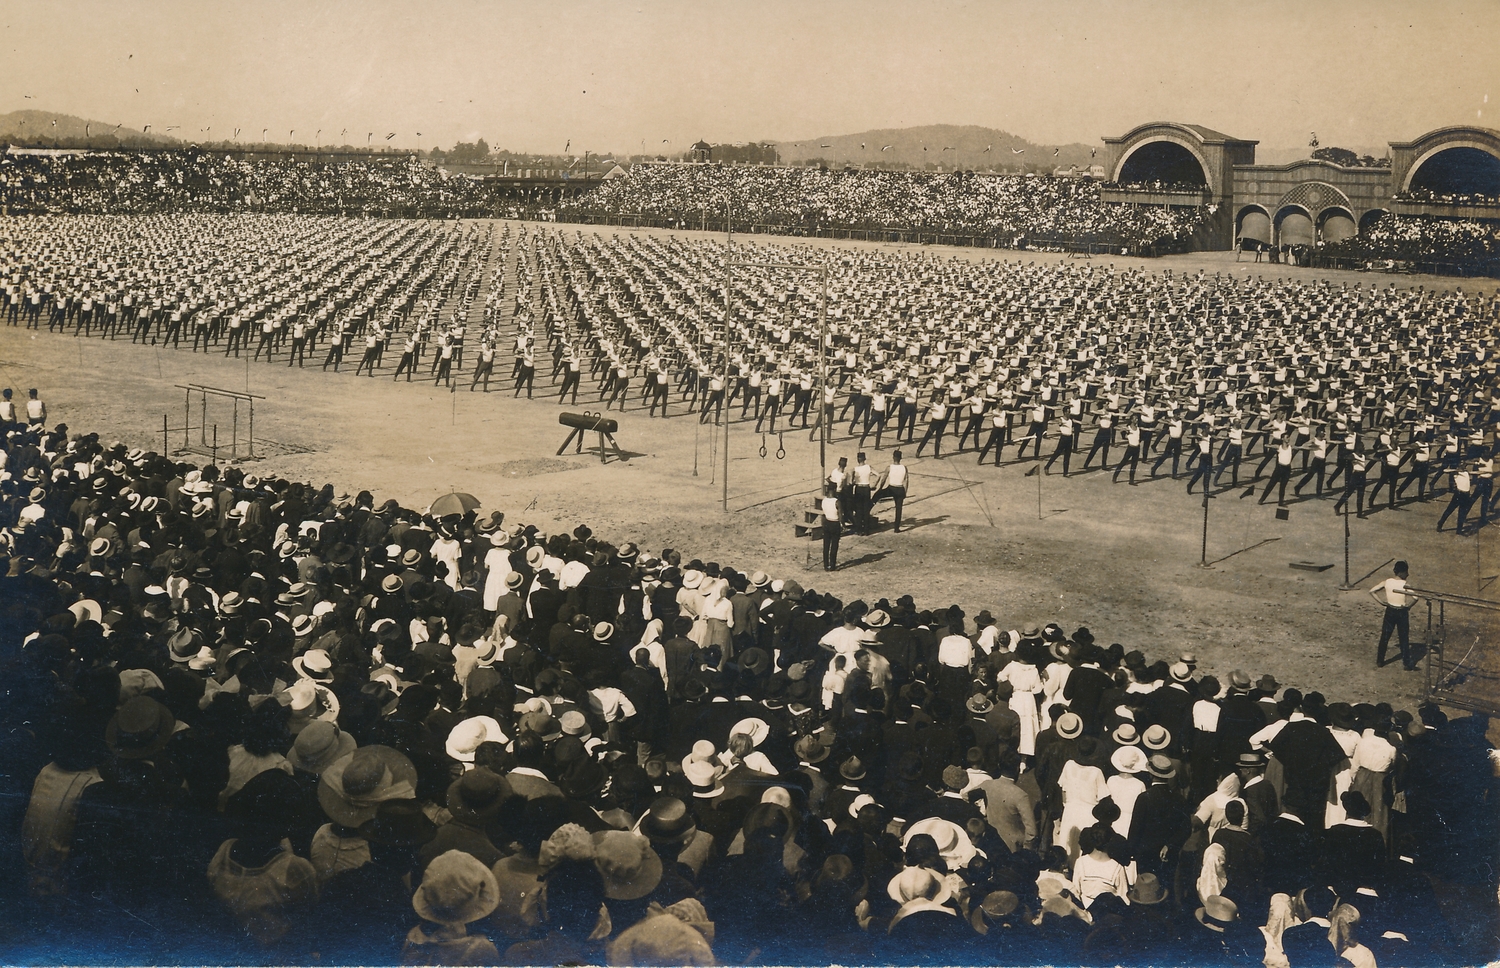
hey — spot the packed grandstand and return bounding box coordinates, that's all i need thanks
[2,141,1499,968]
[5,147,1499,268]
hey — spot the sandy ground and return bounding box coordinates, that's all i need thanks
[1,220,1495,720]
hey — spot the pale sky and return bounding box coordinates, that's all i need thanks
[2,0,1495,155]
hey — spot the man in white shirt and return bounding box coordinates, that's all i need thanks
[1368,561,1419,671]
[820,483,842,572]
[883,451,910,532]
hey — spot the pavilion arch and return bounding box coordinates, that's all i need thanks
[1106,123,1234,196]
[1396,126,1500,193]
[1275,205,1314,246]
[1359,208,1390,233]
[1236,204,1272,244]
[1317,206,1357,242]
[1117,140,1210,188]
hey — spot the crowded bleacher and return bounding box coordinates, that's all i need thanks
[1321,212,1500,268]
[0,149,521,218]
[3,409,1496,966]
[558,164,1210,251]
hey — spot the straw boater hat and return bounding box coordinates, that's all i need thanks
[292,648,334,683]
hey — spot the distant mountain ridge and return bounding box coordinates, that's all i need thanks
[0,110,179,148]
[766,124,1098,170]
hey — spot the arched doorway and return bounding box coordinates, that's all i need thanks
[1276,206,1314,246]
[1117,141,1209,188]
[1407,146,1500,197]
[1318,207,1356,242]
[1358,209,1390,234]
[1236,206,1271,245]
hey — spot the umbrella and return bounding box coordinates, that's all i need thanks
[430,492,481,518]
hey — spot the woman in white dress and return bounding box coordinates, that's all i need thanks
[997,655,1043,757]
[1056,737,1109,861]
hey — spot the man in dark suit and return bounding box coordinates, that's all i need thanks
[1128,755,1192,881]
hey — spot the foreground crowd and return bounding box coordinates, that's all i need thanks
[558,164,1209,251]
[4,412,1495,966]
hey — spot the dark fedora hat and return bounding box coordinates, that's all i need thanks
[446,768,514,825]
[359,797,438,848]
[639,796,698,844]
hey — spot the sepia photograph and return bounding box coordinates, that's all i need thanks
[0,1,1497,964]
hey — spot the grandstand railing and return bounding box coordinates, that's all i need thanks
[1409,586,1500,717]
[1312,254,1500,279]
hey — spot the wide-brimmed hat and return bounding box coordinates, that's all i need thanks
[287,720,356,775]
[839,756,867,782]
[1169,662,1193,683]
[1055,712,1083,739]
[970,890,1021,933]
[292,648,334,683]
[446,716,508,764]
[886,865,952,905]
[730,717,770,747]
[739,647,770,675]
[592,621,615,643]
[903,816,979,870]
[68,599,104,625]
[749,570,771,589]
[318,745,418,826]
[105,696,176,759]
[794,734,830,765]
[360,798,438,848]
[1111,745,1148,775]
[865,609,890,628]
[681,569,704,590]
[447,768,514,825]
[1236,751,1267,770]
[414,850,500,926]
[1129,873,1167,905]
[639,797,698,844]
[1196,894,1239,931]
[966,693,994,714]
[592,830,664,900]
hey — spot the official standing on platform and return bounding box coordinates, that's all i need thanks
[820,483,842,571]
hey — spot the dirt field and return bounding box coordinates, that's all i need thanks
[2,220,1496,719]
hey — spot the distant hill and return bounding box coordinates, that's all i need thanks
[0,110,180,148]
[766,124,1098,171]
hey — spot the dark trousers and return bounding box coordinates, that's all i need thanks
[822,519,841,570]
[1045,435,1074,475]
[888,485,907,531]
[1152,437,1183,477]
[1378,607,1412,669]
[1261,463,1293,504]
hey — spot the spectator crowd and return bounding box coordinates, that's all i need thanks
[3,409,1497,965]
[558,164,1209,251]
[0,149,529,219]
[1322,212,1500,270]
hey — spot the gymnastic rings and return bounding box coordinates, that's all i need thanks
[776,433,787,461]
[759,435,769,459]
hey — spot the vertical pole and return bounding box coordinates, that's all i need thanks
[162,413,168,457]
[722,212,732,512]
[232,399,239,460]
[1342,501,1351,588]
[819,266,829,483]
[212,425,218,466]
[200,391,207,446]
[183,389,190,451]
[1200,482,1209,567]
[247,398,255,459]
